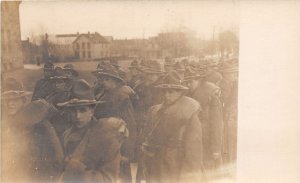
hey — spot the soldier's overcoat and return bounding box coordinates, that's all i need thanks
[188,81,224,170]
[143,96,204,183]
[2,99,64,182]
[59,117,128,183]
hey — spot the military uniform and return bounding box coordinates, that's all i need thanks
[59,117,128,183]
[93,65,138,183]
[188,81,224,170]
[2,99,64,182]
[32,78,55,101]
[142,71,204,183]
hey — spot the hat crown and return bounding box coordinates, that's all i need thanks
[144,60,163,73]
[174,61,185,71]
[71,79,95,101]
[63,64,74,70]
[161,71,183,85]
[44,62,54,69]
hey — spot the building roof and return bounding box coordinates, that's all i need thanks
[73,32,108,44]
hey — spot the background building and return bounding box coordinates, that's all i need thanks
[73,32,110,60]
[1,1,23,72]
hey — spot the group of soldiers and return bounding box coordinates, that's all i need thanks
[1,56,238,183]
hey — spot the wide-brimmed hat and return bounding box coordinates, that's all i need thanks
[143,60,165,74]
[174,61,186,72]
[1,77,32,100]
[49,67,72,80]
[164,57,175,66]
[110,59,121,68]
[155,71,188,90]
[57,79,105,107]
[183,67,207,82]
[43,62,54,70]
[63,64,79,77]
[128,60,140,69]
[97,65,126,83]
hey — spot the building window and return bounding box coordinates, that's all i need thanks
[88,51,91,58]
[82,42,85,49]
[82,51,86,58]
[87,43,90,49]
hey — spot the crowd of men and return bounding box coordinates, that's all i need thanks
[1,56,238,183]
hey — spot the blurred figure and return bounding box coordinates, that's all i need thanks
[164,57,175,73]
[31,62,55,101]
[1,77,64,182]
[183,67,224,173]
[128,60,143,89]
[133,60,165,183]
[220,59,239,166]
[46,67,72,107]
[63,63,79,79]
[93,65,137,183]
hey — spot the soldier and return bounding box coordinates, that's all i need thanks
[183,67,224,173]
[46,67,72,107]
[127,60,143,89]
[142,71,204,183]
[164,57,176,73]
[31,62,55,101]
[63,63,79,79]
[133,60,165,182]
[110,59,127,81]
[92,61,109,100]
[57,79,128,183]
[93,65,137,183]
[1,77,64,182]
[205,58,223,86]
[173,61,186,79]
[219,59,239,165]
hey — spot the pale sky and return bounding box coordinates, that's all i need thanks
[19,1,239,40]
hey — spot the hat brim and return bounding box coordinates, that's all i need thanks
[49,76,71,80]
[155,84,189,90]
[97,72,125,83]
[2,91,32,100]
[143,68,165,74]
[63,68,79,77]
[57,99,105,107]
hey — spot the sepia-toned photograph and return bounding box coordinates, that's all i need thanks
[1,1,240,183]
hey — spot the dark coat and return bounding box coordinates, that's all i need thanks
[59,117,128,183]
[143,96,204,183]
[188,81,224,170]
[31,78,54,101]
[2,99,64,182]
[94,85,137,162]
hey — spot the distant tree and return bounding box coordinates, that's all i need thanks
[218,30,239,58]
